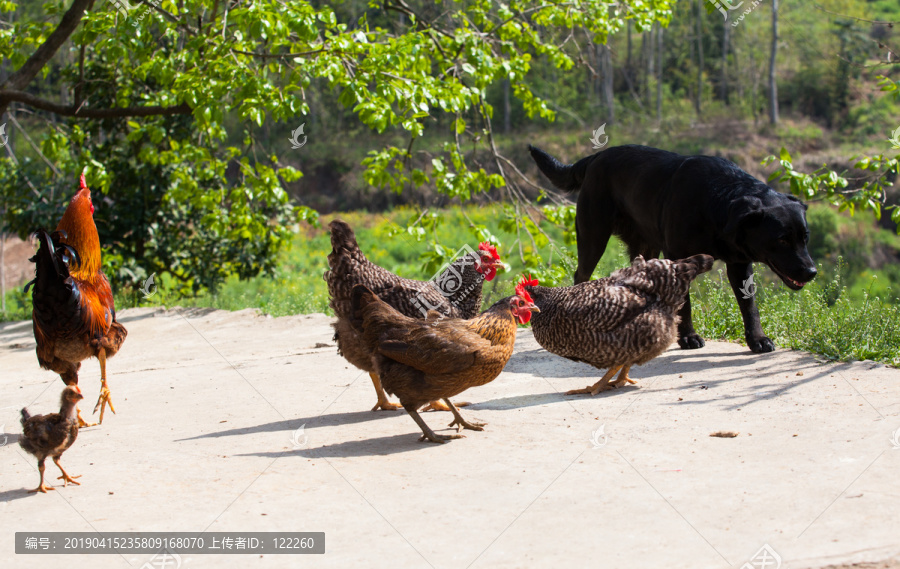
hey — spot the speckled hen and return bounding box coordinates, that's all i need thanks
[524,255,714,395]
[324,219,502,411]
[349,281,538,443]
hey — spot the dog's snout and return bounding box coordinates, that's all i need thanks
[802,266,818,281]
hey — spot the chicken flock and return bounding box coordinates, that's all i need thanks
[16,174,714,492]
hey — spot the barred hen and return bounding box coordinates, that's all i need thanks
[19,385,84,493]
[350,280,538,443]
[524,255,714,395]
[325,219,502,411]
[26,174,128,426]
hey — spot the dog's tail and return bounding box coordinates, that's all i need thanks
[528,145,595,192]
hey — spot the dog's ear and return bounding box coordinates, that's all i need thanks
[723,196,765,239]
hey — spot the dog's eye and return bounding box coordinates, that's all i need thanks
[777,238,789,246]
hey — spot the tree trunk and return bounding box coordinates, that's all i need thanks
[733,35,744,106]
[657,23,663,123]
[503,78,511,133]
[626,24,633,92]
[602,43,615,123]
[640,31,648,103]
[695,0,704,115]
[769,0,779,124]
[720,22,729,104]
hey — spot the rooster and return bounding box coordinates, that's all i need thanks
[19,385,84,493]
[349,280,538,443]
[325,219,503,411]
[26,174,128,426]
[523,255,714,395]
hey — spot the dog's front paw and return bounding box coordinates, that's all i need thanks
[748,336,776,353]
[678,333,706,350]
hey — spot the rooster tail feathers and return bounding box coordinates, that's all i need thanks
[20,407,32,427]
[28,228,84,334]
[28,229,73,285]
[329,220,361,255]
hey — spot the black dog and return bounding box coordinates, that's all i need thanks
[529,144,817,353]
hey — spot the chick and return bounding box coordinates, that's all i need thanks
[20,385,84,493]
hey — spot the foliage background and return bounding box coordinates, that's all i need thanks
[1,0,898,364]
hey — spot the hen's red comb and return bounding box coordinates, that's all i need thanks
[79,173,88,190]
[478,241,500,260]
[515,274,538,303]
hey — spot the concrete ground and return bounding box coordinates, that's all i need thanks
[1,307,898,569]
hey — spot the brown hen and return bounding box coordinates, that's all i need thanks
[325,219,502,411]
[20,385,84,493]
[524,255,714,395]
[350,281,538,443]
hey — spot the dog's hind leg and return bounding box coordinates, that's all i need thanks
[574,195,615,284]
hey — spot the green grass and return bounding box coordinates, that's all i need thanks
[119,206,629,316]
[693,262,900,366]
[3,207,898,366]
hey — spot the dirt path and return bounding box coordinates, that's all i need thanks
[1,308,898,569]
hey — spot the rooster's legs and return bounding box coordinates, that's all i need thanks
[404,404,464,444]
[76,408,96,428]
[53,457,81,487]
[370,373,403,411]
[421,399,471,412]
[566,365,623,396]
[93,348,116,424]
[28,459,53,493]
[444,399,485,432]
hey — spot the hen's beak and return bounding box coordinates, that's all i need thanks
[526,303,540,313]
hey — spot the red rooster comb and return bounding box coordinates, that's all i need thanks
[79,173,88,190]
[515,274,538,304]
[478,241,500,260]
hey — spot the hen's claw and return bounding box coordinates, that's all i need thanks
[443,398,486,432]
[609,367,637,389]
[369,373,403,411]
[371,399,403,411]
[406,405,465,444]
[448,417,485,432]
[417,432,465,444]
[421,400,471,412]
[566,384,615,396]
[566,365,623,396]
[28,484,54,493]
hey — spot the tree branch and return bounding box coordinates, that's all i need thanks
[0,91,191,118]
[0,0,93,116]
[230,47,327,59]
